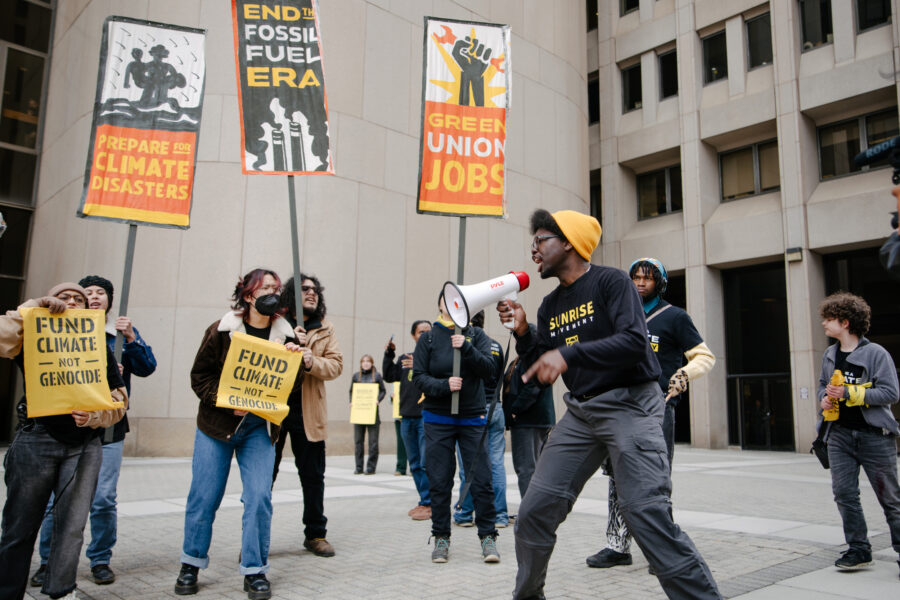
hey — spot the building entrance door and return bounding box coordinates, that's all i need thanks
[723,263,794,450]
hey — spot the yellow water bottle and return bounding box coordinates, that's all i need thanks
[823,369,843,421]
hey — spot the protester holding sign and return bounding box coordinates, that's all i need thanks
[349,355,386,474]
[272,275,343,559]
[412,292,499,564]
[33,275,157,588]
[0,282,126,600]
[176,269,302,600]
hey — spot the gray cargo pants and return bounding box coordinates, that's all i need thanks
[512,382,721,600]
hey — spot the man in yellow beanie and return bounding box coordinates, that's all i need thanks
[498,209,721,600]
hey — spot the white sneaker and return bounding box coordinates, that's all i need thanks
[59,591,79,600]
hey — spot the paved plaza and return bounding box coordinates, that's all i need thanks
[3,445,899,599]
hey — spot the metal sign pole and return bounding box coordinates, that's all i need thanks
[287,175,303,323]
[451,216,466,414]
[108,223,137,441]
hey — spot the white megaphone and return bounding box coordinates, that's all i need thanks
[443,272,530,329]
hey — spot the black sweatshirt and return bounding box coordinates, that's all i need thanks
[516,265,660,398]
[383,347,424,418]
[412,322,494,418]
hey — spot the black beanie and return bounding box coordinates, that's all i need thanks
[78,275,114,313]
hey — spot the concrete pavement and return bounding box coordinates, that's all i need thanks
[3,446,898,599]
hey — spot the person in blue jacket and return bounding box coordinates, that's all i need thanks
[32,275,156,587]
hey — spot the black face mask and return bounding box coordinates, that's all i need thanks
[254,294,281,316]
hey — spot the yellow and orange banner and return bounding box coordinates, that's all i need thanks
[215,332,302,426]
[78,17,206,228]
[417,18,511,217]
[20,308,119,417]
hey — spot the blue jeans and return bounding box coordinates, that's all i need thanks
[39,440,124,567]
[181,416,275,575]
[0,426,101,600]
[828,424,900,554]
[400,417,430,506]
[455,406,508,525]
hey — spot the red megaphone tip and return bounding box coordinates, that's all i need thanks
[511,271,530,291]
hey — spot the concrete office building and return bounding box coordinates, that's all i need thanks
[587,0,900,452]
[0,0,590,455]
[2,0,898,455]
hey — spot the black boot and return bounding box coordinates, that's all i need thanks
[244,573,271,600]
[174,563,199,595]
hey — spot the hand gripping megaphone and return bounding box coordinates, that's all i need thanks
[443,272,530,329]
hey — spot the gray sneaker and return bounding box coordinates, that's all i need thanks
[481,534,500,563]
[432,536,450,563]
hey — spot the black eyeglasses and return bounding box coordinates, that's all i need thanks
[301,285,318,294]
[531,234,559,250]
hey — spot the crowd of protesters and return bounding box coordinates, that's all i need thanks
[1,208,898,600]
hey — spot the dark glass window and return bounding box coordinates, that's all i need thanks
[621,0,639,16]
[0,0,51,52]
[0,205,30,277]
[659,50,678,98]
[622,63,642,112]
[637,164,682,219]
[587,0,598,31]
[0,148,36,206]
[747,13,773,68]
[720,140,780,200]
[800,0,833,50]
[818,109,899,179]
[857,0,891,32]
[588,70,600,124]
[702,31,728,84]
[590,169,602,226]
[0,48,45,149]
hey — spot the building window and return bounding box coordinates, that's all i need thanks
[818,109,899,179]
[746,13,773,68]
[857,0,891,32]
[659,50,678,98]
[587,0,598,31]
[622,63,642,112]
[720,140,780,200]
[638,165,682,219]
[590,169,602,226]
[800,0,833,50]
[702,31,727,84]
[621,0,638,16]
[588,70,599,124]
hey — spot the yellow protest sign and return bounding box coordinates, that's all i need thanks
[393,381,401,420]
[350,383,379,425]
[215,332,302,425]
[20,307,117,417]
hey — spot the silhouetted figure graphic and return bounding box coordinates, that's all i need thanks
[452,36,492,106]
[126,44,186,108]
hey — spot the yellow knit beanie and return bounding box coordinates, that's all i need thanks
[551,210,602,260]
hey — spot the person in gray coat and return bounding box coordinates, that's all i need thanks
[816,292,900,578]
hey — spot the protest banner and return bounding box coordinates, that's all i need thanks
[20,308,119,417]
[78,16,206,228]
[417,17,511,217]
[215,332,302,425]
[350,382,379,425]
[392,381,401,419]
[232,0,333,174]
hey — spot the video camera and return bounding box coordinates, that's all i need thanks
[853,136,900,277]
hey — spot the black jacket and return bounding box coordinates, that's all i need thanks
[502,357,555,429]
[412,322,494,418]
[383,347,424,418]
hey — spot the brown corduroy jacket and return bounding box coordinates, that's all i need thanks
[294,319,342,442]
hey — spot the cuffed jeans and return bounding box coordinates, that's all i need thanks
[38,440,125,567]
[425,421,497,538]
[273,424,328,539]
[400,416,430,506]
[181,416,275,575]
[828,423,900,555]
[513,384,720,600]
[0,426,101,600]
[510,427,549,500]
[354,421,380,473]
[455,406,508,524]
